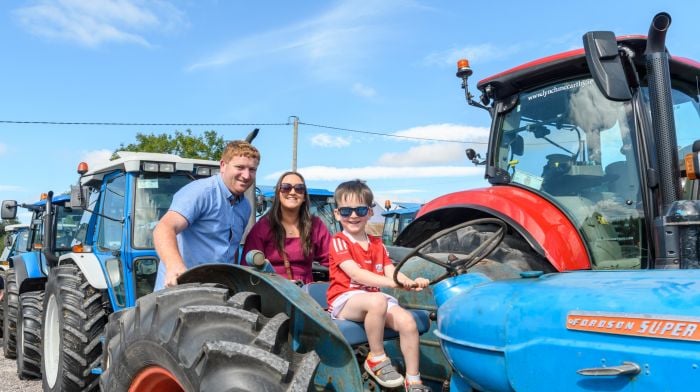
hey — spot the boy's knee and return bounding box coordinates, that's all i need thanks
[367,293,389,312]
[395,310,418,333]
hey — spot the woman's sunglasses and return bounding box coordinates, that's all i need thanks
[279,183,306,194]
[337,206,370,218]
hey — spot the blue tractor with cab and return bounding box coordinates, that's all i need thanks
[1,194,82,379]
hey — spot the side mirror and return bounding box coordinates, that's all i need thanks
[465,149,484,165]
[1,200,18,220]
[583,31,632,101]
[69,185,88,209]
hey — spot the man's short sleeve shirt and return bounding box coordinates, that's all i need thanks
[154,174,250,290]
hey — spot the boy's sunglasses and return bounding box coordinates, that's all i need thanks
[337,206,370,218]
[279,183,306,194]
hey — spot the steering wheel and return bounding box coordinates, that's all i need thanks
[393,217,507,286]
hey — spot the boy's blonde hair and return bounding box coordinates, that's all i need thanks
[221,140,260,162]
[334,179,374,207]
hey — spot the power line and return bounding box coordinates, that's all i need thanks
[0,119,483,144]
[0,120,287,126]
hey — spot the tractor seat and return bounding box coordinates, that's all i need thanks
[302,282,431,346]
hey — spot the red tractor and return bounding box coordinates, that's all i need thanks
[394,12,700,278]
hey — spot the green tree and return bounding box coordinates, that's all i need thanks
[1,219,21,256]
[116,130,226,160]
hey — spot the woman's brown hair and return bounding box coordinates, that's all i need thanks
[267,171,313,257]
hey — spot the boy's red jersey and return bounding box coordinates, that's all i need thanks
[326,231,393,306]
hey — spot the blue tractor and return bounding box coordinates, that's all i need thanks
[0,194,82,379]
[0,223,29,345]
[98,12,700,392]
[381,201,421,246]
[38,151,222,392]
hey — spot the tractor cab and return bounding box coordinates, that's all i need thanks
[457,35,700,271]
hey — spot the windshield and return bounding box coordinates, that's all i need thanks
[13,229,30,254]
[133,173,194,248]
[495,77,643,269]
[309,196,340,235]
[55,205,83,251]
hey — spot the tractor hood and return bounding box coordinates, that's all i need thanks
[434,270,700,391]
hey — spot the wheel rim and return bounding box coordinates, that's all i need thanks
[129,366,184,392]
[44,294,60,388]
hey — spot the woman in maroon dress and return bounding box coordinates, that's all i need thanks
[243,171,331,283]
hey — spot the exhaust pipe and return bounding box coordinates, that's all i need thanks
[645,12,680,207]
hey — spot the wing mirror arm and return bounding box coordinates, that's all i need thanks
[465,149,486,166]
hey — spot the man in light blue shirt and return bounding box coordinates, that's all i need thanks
[153,141,260,290]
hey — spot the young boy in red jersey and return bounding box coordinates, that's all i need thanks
[326,179,431,392]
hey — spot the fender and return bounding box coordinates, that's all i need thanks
[179,264,364,391]
[12,252,47,294]
[397,186,590,272]
[58,252,108,289]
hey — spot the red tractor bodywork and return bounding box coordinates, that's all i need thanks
[416,186,590,271]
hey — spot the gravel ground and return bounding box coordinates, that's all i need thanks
[0,343,42,392]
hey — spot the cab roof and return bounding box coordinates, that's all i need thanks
[4,223,29,232]
[82,151,220,185]
[477,36,700,101]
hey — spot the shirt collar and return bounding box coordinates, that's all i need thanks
[342,230,369,243]
[229,193,243,205]
[215,174,243,206]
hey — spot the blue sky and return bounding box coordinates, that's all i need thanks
[1,0,698,223]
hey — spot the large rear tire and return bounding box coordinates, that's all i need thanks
[100,284,321,392]
[41,264,106,391]
[17,290,44,379]
[3,269,19,359]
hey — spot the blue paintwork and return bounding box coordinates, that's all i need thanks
[434,270,700,391]
[18,251,44,279]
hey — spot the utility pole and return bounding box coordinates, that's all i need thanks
[290,115,299,171]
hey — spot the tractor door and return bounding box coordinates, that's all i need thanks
[490,77,646,269]
[93,172,129,310]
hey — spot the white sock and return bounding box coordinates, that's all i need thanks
[369,352,386,362]
[406,373,421,384]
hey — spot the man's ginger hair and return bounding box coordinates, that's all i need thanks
[222,140,260,162]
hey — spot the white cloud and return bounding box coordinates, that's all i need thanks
[310,133,351,148]
[13,0,186,48]
[424,43,521,68]
[186,0,403,79]
[0,185,24,192]
[352,83,377,98]
[81,149,113,169]
[374,124,489,165]
[266,165,482,182]
[392,123,489,143]
[378,143,468,166]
